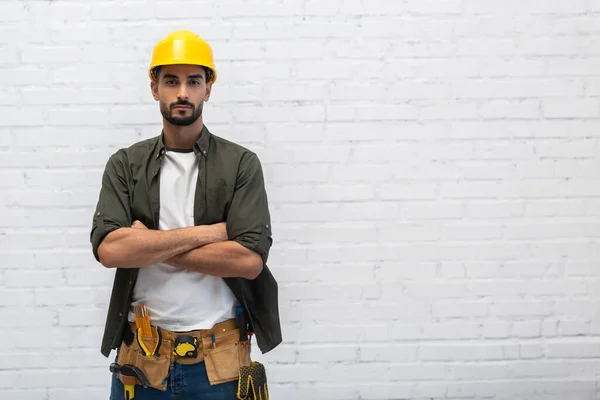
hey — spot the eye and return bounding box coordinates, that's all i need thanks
[165,80,177,85]
[190,80,201,85]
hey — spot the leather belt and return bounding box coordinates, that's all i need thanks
[127,318,239,364]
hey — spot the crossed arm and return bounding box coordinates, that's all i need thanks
[97,221,263,280]
[94,152,269,281]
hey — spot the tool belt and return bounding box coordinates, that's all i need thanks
[114,318,252,391]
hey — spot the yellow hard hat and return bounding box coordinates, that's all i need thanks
[149,30,217,83]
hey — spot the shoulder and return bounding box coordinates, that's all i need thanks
[209,133,260,165]
[105,136,160,168]
[210,133,255,156]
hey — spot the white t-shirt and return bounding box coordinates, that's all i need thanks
[128,148,238,332]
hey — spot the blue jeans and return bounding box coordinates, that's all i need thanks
[109,361,239,400]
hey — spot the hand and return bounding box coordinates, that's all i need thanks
[131,220,148,229]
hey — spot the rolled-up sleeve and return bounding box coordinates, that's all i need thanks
[90,152,132,262]
[226,152,273,264]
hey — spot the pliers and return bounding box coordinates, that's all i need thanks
[136,325,162,357]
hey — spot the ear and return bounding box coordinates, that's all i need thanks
[204,82,212,102]
[150,80,159,101]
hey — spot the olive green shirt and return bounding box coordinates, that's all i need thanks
[90,125,281,357]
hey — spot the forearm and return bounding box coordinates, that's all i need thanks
[98,225,219,269]
[167,241,263,280]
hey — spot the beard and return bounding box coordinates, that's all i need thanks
[160,100,203,126]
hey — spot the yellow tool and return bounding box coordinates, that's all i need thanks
[134,305,162,357]
[124,383,135,400]
[137,325,162,357]
[110,362,150,400]
[134,305,152,337]
[173,335,198,358]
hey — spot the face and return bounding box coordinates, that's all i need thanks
[151,64,212,126]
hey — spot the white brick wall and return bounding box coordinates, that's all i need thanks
[1,0,600,399]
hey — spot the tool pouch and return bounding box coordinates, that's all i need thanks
[201,329,252,385]
[116,334,172,391]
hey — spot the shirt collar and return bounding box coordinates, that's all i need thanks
[156,124,211,159]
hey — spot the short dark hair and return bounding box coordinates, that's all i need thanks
[152,65,213,83]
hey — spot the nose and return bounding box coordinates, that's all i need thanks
[177,83,189,100]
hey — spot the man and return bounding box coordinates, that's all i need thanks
[90,30,281,399]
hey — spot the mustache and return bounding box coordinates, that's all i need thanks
[170,100,194,109]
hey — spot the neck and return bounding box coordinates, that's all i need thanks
[162,116,204,149]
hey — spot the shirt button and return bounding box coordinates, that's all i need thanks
[119,312,123,317]
[96,212,100,216]
[265,224,269,228]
